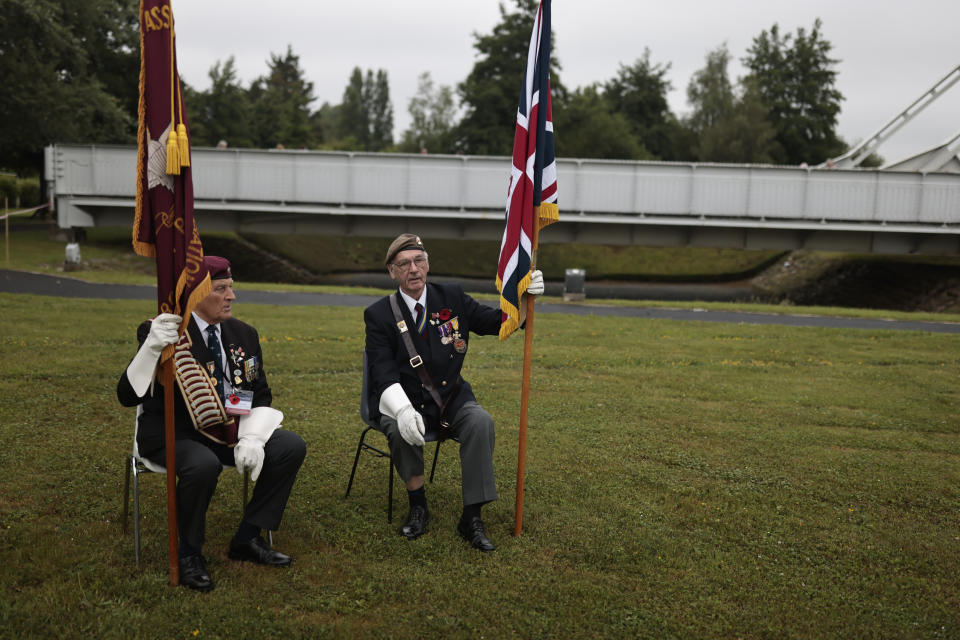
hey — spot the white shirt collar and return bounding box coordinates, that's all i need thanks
[397,287,427,317]
[192,311,216,336]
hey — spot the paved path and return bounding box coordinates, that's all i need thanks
[3,268,959,334]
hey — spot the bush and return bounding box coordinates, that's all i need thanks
[18,178,40,207]
[0,174,18,207]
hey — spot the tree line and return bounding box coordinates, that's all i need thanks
[1,0,865,177]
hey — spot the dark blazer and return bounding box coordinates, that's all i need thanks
[117,315,272,458]
[364,282,501,432]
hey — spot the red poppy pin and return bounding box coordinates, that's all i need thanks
[438,308,451,321]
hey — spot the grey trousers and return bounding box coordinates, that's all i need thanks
[377,400,497,506]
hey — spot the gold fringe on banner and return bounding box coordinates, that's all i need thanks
[133,0,154,257]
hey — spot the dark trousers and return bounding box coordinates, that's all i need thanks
[147,430,306,550]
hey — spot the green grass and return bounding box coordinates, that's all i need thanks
[1,292,958,638]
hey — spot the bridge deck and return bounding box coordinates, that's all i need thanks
[45,144,960,254]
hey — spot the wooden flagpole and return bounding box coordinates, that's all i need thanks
[162,358,179,585]
[514,217,542,537]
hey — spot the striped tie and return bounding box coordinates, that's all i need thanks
[414,303,427,338]
[206,325,225,402]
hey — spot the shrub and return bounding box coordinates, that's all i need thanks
[0,174,18,207]
[18,178,40,207]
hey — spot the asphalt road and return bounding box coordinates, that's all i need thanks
[3,268,959,334]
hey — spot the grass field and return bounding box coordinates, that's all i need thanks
[0,290,957,639]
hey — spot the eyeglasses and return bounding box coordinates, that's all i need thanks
[392,256,427,272]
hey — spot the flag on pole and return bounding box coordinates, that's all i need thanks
[135,0,208,340]
[496,0,558,341]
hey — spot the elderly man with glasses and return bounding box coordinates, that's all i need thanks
[362,234,543,551]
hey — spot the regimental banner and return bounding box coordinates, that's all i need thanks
[135,0,208,352]
[496,0,558,341]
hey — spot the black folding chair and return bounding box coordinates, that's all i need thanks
[345,352,441,521]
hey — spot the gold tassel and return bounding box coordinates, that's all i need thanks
[177,123,190,167]
[166,128,181,175]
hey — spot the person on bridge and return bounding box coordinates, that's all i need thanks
[117,255,306,592]
[363,234,543,551]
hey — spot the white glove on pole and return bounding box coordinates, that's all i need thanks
[234,406,283,482]
[125,313,182,397]
[378,382,425,447]
[527,269,544,296]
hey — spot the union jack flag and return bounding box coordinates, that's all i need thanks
[496,0,558,341]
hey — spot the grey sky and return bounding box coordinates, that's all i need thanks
[174,0,959,165]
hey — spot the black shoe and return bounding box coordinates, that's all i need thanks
[401,504,429,540]
[457,516,496,552]
[228,535,292,567]
[179,554,214,592]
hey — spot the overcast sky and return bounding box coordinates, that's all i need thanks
[174,0,959,165]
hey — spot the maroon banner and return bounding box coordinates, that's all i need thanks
[135,0,208,349]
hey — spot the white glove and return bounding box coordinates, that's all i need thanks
[527,269,544,296]
[234,406,283,482]
[378,383,425,447]
[125,313,182,396]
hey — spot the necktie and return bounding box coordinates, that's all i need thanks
[206,325,225,401]
[414,303,427,338]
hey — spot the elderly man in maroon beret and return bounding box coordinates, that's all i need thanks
[117,256,306,592]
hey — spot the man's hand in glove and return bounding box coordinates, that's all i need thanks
[235,407,283,481]
[395,405,426,447]
[126,313,182,396]
[527,269,544,296]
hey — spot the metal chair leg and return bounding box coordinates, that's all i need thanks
[345,427,369,498]
[122,455,131,534]
[429,440,441,483]
[387,452,394,522]
[132,460,142,566]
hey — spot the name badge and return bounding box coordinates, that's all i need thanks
[225,389,254,415]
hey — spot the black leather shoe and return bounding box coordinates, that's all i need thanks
[179,554,214,592]
[457,516,496,552]
[401,504,429,540]
[228,535,292,567]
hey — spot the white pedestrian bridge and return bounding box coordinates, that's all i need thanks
[45,144,960,254]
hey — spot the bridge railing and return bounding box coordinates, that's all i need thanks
[46,144,960,227]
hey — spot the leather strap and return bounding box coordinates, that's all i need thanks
[389,293,452,432]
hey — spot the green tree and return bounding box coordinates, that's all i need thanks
[247,46,315,149]
[334,67,394,151]
[742,19,845,165]
[185,57,254,148]
[685,45,778,163]
[555,86,649,160]
[365,69,394,151]
[686,45,735,134]
[0,0,137,174]
[336,67,369,148]
[399,72,457,154]
[457,0,565,156]
[310,102,340,149]
[603,49,681,160]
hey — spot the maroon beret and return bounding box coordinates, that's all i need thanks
[201,255,232,280]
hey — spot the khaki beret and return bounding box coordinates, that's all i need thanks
[384,233,426,266]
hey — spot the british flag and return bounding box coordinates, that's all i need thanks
[496,0,558,341]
